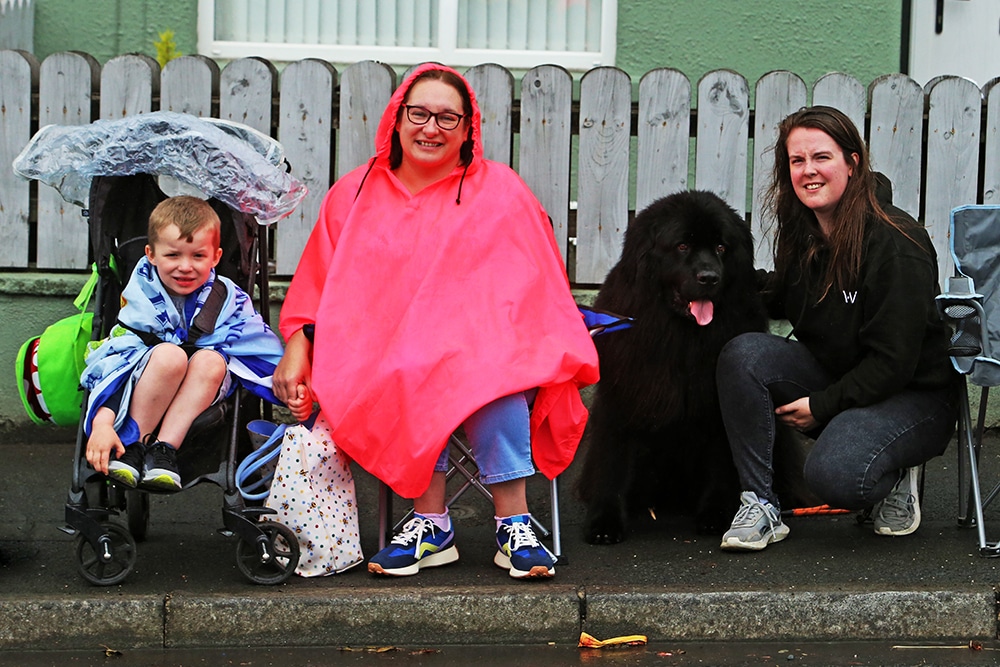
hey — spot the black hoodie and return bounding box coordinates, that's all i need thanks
[764,200,956,424]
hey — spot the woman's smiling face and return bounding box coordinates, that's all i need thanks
[396,79,469,173]
[786,126,857,233]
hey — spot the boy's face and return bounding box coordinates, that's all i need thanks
[145,223,223,296]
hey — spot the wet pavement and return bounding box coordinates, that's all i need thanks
[1,429,999,652]
[4,641,1000,667]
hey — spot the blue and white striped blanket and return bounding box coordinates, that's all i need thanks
[81,257,284,443]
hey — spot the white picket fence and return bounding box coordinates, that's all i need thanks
[0,50,995,284]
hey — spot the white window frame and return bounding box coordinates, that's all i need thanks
[197,0,616,70]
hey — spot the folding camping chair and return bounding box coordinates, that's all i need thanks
[935,204,1000,557]
[377,307,633,564]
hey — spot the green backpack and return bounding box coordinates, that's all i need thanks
[15,266,98,426]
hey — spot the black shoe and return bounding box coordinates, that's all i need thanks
[107,443,145,488]
[141,441,182,491]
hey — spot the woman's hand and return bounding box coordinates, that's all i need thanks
[775,397,818,432]
[274,329,314,406]
[86,407,124,474]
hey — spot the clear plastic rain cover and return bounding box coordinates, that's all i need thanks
[12,111,307,225]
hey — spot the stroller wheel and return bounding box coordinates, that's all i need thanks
[74,522,137,585]
[235,521,300,585]
[126,490,150,541]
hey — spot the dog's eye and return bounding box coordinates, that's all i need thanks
[676,243,689,253]
[716,244,726,255]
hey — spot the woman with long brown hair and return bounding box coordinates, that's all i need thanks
[716,106,957,551]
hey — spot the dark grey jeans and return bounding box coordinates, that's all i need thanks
[716,332,957,511]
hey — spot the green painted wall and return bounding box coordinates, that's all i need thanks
[33,0,198,65]
[31,0,903,87]
[617,0,902,91]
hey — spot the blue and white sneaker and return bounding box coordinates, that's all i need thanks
[494,514,556,579]
[368,515,459,576]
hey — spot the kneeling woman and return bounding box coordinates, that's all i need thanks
[717,106,958,551]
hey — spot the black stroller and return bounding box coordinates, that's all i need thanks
[14,112,308,585]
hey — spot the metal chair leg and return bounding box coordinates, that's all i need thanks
[961,385,1000,556]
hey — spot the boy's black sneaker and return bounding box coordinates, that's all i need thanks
[107,443,145,488]
[141,441,182,492]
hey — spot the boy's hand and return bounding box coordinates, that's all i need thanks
[86,409,125,474]
[274,329,313,406]
[286,383,314,422]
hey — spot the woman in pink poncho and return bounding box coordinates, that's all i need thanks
[274,64,599,580]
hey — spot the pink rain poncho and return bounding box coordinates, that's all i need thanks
[280,64,599,498]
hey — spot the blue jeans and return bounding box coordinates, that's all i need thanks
[434,389,538,485]
[716,332,957,511]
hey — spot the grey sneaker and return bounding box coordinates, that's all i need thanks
[720,491,789,551]
[874,466,921,536]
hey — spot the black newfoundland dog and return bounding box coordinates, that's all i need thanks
[577,190,808,544]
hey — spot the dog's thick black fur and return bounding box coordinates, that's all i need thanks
[577,190,810,544]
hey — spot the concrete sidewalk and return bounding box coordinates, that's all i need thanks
[1,434,998,651]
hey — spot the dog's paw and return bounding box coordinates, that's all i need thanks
[584,510,627,545]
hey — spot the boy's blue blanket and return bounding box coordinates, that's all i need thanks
[81,257,284,442]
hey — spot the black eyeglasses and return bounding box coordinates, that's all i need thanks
[403,105,466,130]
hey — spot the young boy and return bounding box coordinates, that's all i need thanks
[82,196,301,491]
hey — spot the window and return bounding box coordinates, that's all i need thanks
[198,0,616,70]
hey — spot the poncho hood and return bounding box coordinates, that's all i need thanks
[370,62,484,182]
[281,64,599,498]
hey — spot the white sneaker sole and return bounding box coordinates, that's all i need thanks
[107,466,140,488]
[493,550,555,579]
[875,503,921,536]
[368,545,459,576]
[720,524,790,551]
[141,469,181,491]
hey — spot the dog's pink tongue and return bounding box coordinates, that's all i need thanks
[689,300,714,326]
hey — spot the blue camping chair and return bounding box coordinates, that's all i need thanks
[936,205,1000,557]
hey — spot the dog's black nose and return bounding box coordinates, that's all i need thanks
[696,270,720,286]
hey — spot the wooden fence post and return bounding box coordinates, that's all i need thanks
[276,58,336,275]
[161,55,219,118]
[925,76,982,279]
[636,67,690,214]
[751,71,806,270]
[35,51,97,269]
[695,69,750,214]
[868,73,924,221]
[519,65,573,266]
[0,49,36,268]
[813,72,867,138]
[337,60,394,178]
[100,54,159,119]
[466,63,514,167]
[576,66,631,284]
[984,79,1000,206]
[219,57,278,137]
